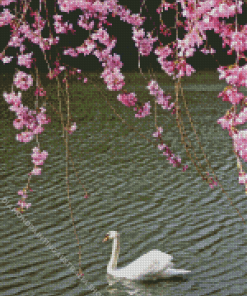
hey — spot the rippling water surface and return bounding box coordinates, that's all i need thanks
[1,71,247,296]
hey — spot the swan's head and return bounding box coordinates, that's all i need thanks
[102,231,119,242]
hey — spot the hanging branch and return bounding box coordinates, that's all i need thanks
[64,74,83,275]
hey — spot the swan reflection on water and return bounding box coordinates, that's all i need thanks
[103,231,191,281]
[106,274,188,296]
[106,274,152,296]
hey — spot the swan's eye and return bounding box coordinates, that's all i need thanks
[102,234,109,242]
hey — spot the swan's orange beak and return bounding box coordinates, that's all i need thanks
[102,234,109,242]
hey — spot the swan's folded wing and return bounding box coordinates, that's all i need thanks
[118,249,173,280]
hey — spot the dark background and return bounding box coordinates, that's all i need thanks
[0,0,246,74]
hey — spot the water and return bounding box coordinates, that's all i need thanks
[1,71,247,296]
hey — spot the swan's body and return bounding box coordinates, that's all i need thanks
[103,231,191,281]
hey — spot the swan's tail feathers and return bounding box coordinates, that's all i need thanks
[166,268,191,276]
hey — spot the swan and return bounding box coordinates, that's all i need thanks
[103,231,191,281]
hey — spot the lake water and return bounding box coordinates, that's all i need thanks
[1,71,247,296]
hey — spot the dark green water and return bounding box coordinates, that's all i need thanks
[1,71,247,296]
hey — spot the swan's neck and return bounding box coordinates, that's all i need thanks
[107,236,120,273]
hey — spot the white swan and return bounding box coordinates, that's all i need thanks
[103,231,191,281]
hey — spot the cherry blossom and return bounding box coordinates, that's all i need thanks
[31,147,48,166]
[31,167,42,176]
[16,131,34,143]
[0,9,15,27]
[14,71,33,90]
[217,114,234,132]
[4,90,50,143]
[18,189,28,199]
[233,130,247,162]
[117,93,137,107]
[35,87,46,96]
[65,122,77,134]
[0,0,16,6]
[135,102,151,118]
[53,14,75,34]
[17,199,31,209]
[235,108,247,126]
[153,127,163,138]
[132,27,158,56]
[147,80,174,111]
[239,172,247,185]
[201,48,216,55]
[3,91,22,106]
[218,86,245,105]
[17,52,33,68]
[76,39,96,56]
[1,55,13,63]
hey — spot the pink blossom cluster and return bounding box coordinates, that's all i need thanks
[217,111,234,134]
[156,2,174,14]
[3,91,22,105]
[200,48,216,55]
[159,24,171,37]
[228,31,247,53]
[63,48,79,57]
[178,28,204,58]
[209,2,241,19]
[132,27,158,57]
[0,8,15,27]
[100,67,125,91]
[16,146,48,212]
[30,10,46,30]
[47,59,66,79]
[235,108,247,126]
[218,65,247,88]
[77,14,94,31]
[64,122,77,134]
[0,0,16,6]
[154,37,197,78]
[153,127,188,171]
[163,0,247,188]
[216,22,247,185]
[31,147,48,175]
[76,38,96,56]
[90,28,125,91]
[153,126,163,138]
[175,60,196,78]
[134,102,151,118]
[34,87,46,97]
[0,54,13,64]
[53,14,75,34]
[45,3,144,92]
[147,80,174,111]
[17,52,33,68]
[0,0,146,102]
[117,93,137,107]
[17,189,31,211]
[158,142,182,168]
[218,86,245,105]
[3,91,50,143]
[154,46,175,76]
[239,171,247,185]
[217,107,247,136]
[13,71,33,90]
[233,130,247,162]
[117,92,151,118]
[15,18,59,52]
